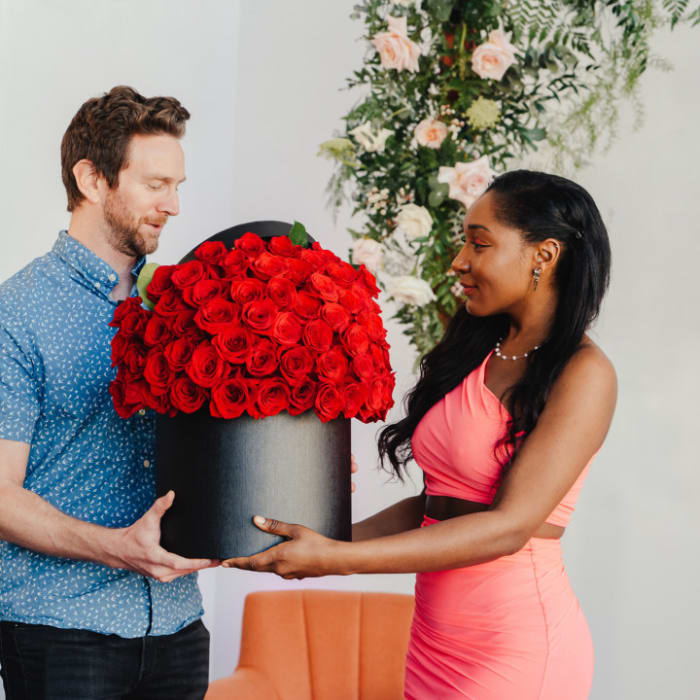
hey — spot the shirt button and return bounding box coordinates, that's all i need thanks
[94,281,101,289]
[108,273,117,282]
[138,409,146,416]
[143,459,151,468]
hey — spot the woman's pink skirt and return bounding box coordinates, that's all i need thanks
[404,517,593,699]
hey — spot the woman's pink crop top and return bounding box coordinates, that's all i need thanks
[411,350,593,528]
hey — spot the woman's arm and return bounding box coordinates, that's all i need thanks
[224,346,617,577]
[352,494,426,542]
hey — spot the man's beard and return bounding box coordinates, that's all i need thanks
[103,189,165,257]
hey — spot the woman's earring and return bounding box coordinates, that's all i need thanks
[532,267,542,291]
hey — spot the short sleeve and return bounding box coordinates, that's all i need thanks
[0,323,41,444]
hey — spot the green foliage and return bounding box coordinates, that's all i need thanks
[326,0,698,360]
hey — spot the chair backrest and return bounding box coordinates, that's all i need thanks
[235,589,415,700]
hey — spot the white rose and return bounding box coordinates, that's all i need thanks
[387,275,436,306]
[371,15,421,73]
[351,238,384,273]
[396,204,432,240]
[471,29,517,81]
[414,117,448,149]
[437,156,495,209]
[349,123,394,153]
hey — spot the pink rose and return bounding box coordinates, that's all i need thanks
[414,118,448,149]
[371,16,421,73]
[437,156,495,209]
[471,29,517,81]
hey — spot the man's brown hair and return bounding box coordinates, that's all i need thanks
[61,85,190,211]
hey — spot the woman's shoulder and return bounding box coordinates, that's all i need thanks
[556,337,617,404]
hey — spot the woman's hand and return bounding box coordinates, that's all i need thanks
[351,453,358,493]
[221,516,344,580]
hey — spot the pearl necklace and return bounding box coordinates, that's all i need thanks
[493,338,540,361]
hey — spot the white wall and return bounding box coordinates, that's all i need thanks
[1,2,699,698]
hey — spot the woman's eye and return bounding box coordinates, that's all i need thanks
[471,241,487,250]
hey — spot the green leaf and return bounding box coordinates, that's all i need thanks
[136,262,159,311]
[288,220,309,247]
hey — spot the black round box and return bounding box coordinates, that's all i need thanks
[155,221,351,558]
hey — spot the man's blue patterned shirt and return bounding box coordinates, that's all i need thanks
[0,230,202,637]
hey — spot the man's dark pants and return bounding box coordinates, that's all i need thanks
[0,619,209,699]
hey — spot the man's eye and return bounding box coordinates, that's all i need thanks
[147,183,163,190]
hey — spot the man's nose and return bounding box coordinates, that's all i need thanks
[159,189,179,217]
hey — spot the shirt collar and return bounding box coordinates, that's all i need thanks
[52,230,147,294]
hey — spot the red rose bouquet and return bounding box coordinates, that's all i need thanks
[109,230,395,424]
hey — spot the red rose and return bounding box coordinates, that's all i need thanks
[145,265,175,302]
[245,340,278,377]
[308,273,339,302]
[288,377,316,416]
[111,331,129,367]
[300,248,326,273]
[341,323,370,356]
[170,376,207,414]
[144,350,174,396]
[231,278,266,304]
[271,312,303,346]
[314,383,345,423]
[242,298,278,334]
[143,315,172,347]
[171,260,205,289]
[352,353,375,382]
[267,276,297,310]
[285,258,313,285]
[251,252,288,280]
[119,307,149,338]
[294,291,322,320]
[142,383,177,416]
[183,279,225,308]
[338,285,371,314]
[302,319,333,352]
[235,232,265,258]
[356,311,386,342]
[222,249,250,278]
[194,298,239,334]
[164,337,196,372]
[279,346,314,384]
[343,381,368,418]
[316,347,349,383]
[172,309,196,335]
[154,288,189,317]
[325,260,359,287]
[367,374,395,412]
[187,341,227,388]
[109,370,144,418]
[212,326,255,363]
[123,343,148,374]
[370,342,389,369]
[358,265,381,297]
[211,377,252,419]
[256,378,290,417]
[320,302,351,333]
[310,242,339,267]
[268,236,301,258]
[195,240,228,266]
[110,297,144,327]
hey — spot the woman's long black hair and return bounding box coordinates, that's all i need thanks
[378,170,611,480]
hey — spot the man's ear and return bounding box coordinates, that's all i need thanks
[72,159,103,205]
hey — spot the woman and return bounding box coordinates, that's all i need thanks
[224,170,617,699]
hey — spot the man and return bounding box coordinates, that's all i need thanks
[0,86,216,699]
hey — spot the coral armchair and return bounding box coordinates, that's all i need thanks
[205,589,415,700]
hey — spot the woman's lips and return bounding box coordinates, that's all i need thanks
[461,284,477,295]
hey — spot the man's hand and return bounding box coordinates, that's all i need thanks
[105,491,219,583]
